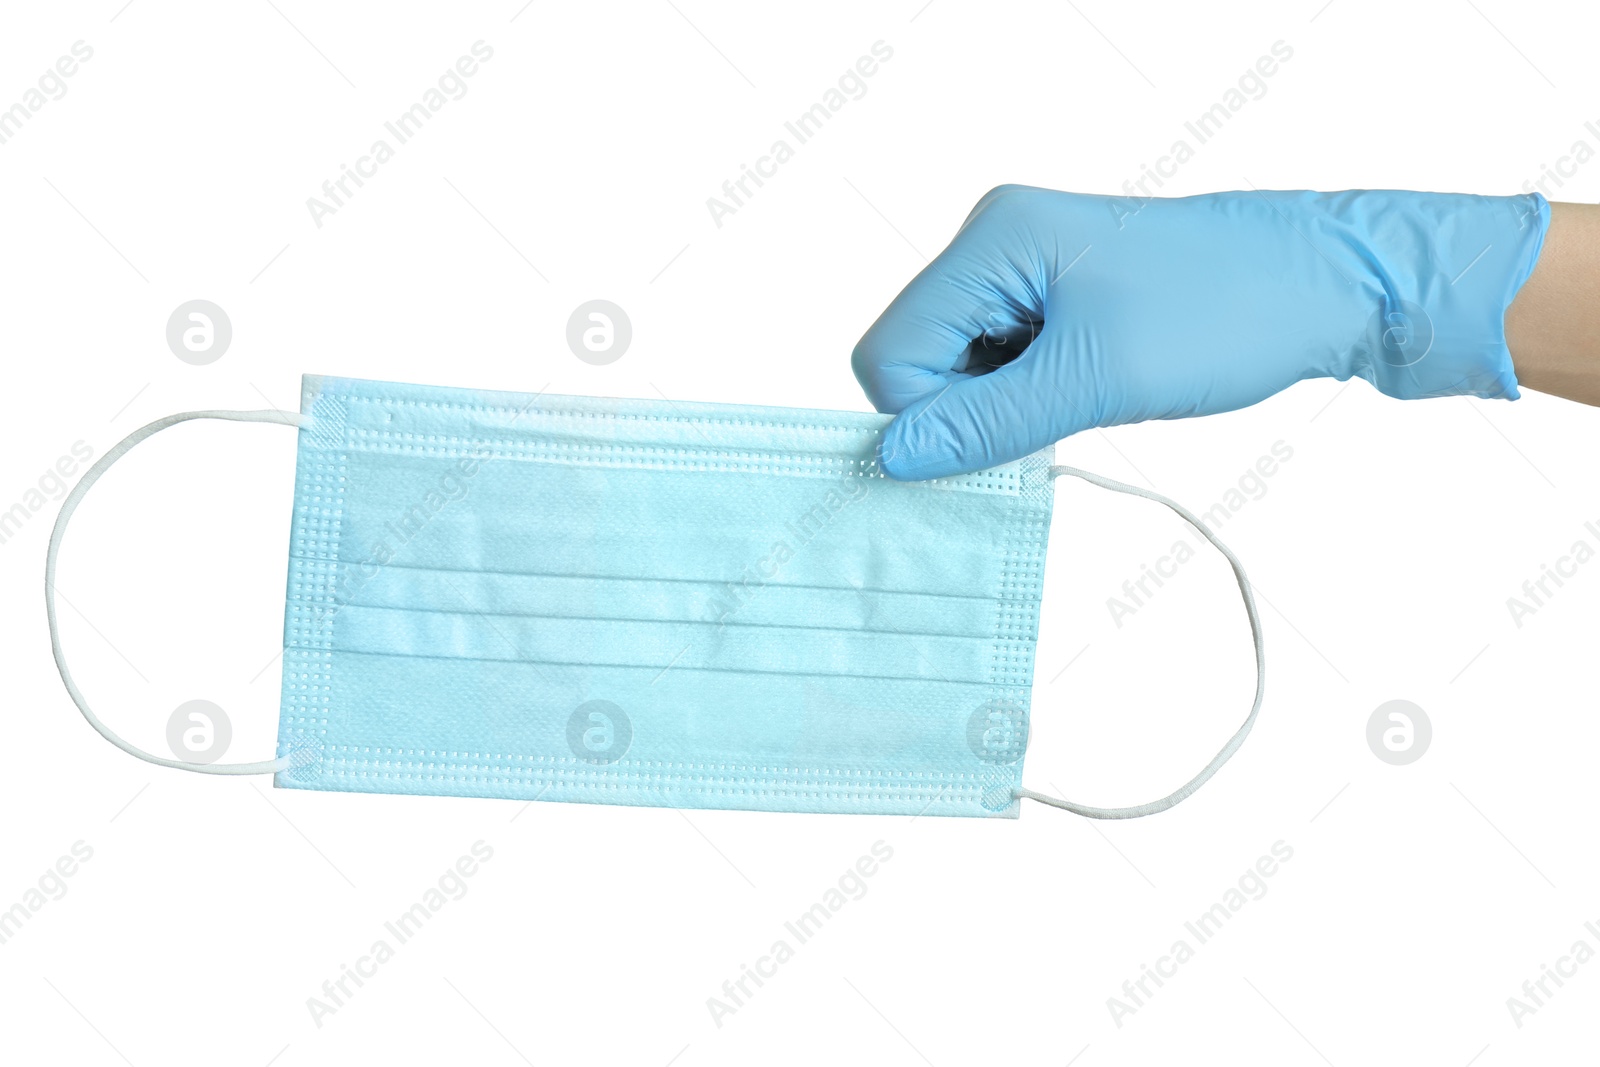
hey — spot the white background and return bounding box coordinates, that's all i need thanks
[3,1,1597,1063]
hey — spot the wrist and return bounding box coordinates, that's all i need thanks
[1507,201,1600,405]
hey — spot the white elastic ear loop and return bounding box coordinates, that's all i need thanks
[46,409,305,775]
[1016,464,1266,819]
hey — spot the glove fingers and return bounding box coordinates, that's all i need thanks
[852,221,1045,414]
[877,327,1088,480]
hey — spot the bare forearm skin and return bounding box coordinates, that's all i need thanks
[1507,202,1600,406]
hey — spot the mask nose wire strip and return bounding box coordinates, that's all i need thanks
[1015,464,1266,819]
[46,409,306,775]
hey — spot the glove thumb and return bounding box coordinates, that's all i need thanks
[876,333,1092,480]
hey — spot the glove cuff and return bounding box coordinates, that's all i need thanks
[1339,190,1550,402]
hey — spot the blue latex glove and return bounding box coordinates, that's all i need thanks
[853,185,1550,480]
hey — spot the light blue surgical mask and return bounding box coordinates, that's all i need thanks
[47,375,1262,819]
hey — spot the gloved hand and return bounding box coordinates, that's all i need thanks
[853,185,1550,480]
